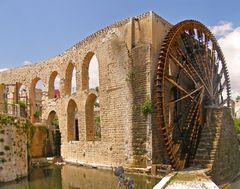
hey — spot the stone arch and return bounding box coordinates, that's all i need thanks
[64,63,77,96]
[30,77,44,123]
[67,99,79,141]
[82,52,100,90]
[48,71,61,99]
[85,93,101,141]
[47,110,61,156]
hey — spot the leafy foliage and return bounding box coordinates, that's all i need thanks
[34,110,42,118]
[141,98,153,115]
[51,118,59,126]
[0,115,15,125]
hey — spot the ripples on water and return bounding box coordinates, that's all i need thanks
[0,164,160,189]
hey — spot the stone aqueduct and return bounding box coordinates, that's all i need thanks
[0,12,171,168]
[0,12,239,179]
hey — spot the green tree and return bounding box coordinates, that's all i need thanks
[236,96,240,101]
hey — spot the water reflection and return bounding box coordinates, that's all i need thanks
[228,178,240,189]
[0,164,159,189]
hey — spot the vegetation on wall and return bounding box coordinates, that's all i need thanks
[29,124,47,139]
[0,115,18,126]
[51,118,59,126]
[126,70,135,81]
[18,100,26,109]
[34,110,42,118]
[141,98,153,116]
[234,118,240,134]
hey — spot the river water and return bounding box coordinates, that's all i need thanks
[0,164,159,189]
[228,178,240,189]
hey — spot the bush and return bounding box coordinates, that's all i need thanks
[141,98,153,115]
[34,110,42,118]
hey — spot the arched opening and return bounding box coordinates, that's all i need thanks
[86,93,101,141]
[82,52,100,90]
[67,99,79,141]
[49,71,61,99]
[18,84,28,117]
[65,63,77,96]
[47,111,61,157]
[0,84,6,113]
[30,78,43,123]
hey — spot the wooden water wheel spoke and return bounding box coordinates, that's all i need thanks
[220,98,228,107]
[169,53,197,85]
[202,45,212,88]
[181,34,209,83]
[176,45,212,97]
[215,80,227,96]
[170,86,203,105]
[156,20,231,170]
[165,76,193,98]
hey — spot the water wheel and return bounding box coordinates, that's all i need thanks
[156,20,231,170]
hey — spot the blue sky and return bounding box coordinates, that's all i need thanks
[0,0,239,68]
[0,0,240,97]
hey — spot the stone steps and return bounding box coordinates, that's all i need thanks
[190,109,222,169]
[151,164,172,178]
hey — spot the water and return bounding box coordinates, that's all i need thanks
[0,164,160,189]
[228,178,240,189]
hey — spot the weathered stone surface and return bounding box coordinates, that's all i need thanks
[154,170,219,189]
[30,126,48,158]
[0,11,239,186]
[192,107,240,184]
[210,107,240,184]
[0,116,28,182]
[0,11,171,168]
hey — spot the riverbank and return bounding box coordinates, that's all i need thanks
[153,169,219,189]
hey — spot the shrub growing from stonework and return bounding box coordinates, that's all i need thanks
[141,98,153,116]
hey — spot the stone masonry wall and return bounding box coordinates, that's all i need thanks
[0,11,172,168]
[210,107,240,184]
[0,115,28,182]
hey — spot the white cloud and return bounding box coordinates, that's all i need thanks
[23,60,33,65]
[209,21,234,37]
[210,22,240,99]
[0,68,8,72]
